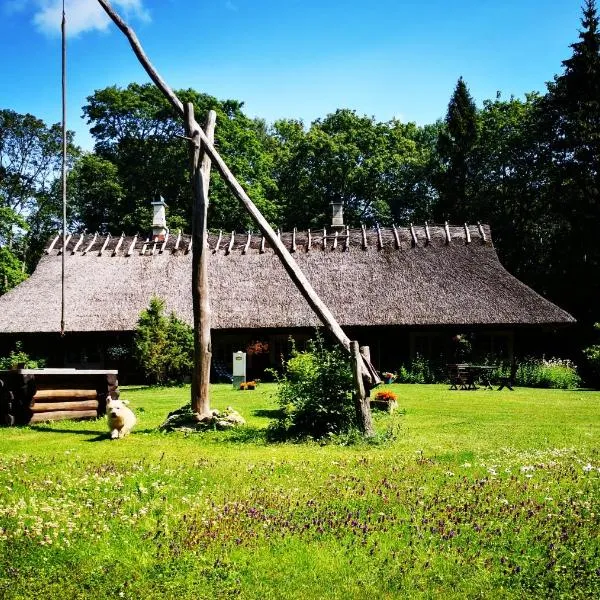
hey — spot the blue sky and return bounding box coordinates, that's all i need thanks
[0,1,583,150]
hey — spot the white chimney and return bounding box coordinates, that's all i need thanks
[151,197,168,240]
[331,201,344,229]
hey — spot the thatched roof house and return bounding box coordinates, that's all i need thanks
[0,223,574,376]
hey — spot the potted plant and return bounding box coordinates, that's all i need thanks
[382,371,396,384]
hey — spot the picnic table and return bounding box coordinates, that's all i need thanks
[448,364,496,390]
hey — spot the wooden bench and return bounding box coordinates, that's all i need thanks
[447,364,472,390]
[0,369,118,426]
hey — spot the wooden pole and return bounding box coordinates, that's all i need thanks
[186,104,216,416]
[350,341,374,437]
[95,0,378,384]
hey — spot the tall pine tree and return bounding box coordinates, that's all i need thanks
[545,0,600,324]
[435,77,478,222]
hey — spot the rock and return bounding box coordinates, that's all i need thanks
[159,404,246,432]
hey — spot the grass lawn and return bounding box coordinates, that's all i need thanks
[0,383,598,599]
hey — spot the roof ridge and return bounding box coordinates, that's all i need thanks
[44,223,492,256]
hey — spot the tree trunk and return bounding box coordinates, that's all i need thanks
[186,104,216,416]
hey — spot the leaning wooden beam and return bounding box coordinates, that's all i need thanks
[242,231,251,255]
[98,234,111,256]
[187,105,216,417]
[173,229,182,252]
[444,221,452,244]
[71,233,85,254]
[291,228,297,253]
[410,223,418,246]
[226,231,235,255]
[424,222,431,245]
[392,224,400,250]
[57,234,72,255]
[82,233,98,255]
[126,234,138,257]
[477,221,487,243]
[259,235,265,254]
[96,0,376,382]
[464,223,471,244]
[159,231,169,253]
[213,230,223,253]
[361,225,368,250]
[46,234,60,254]
[376,224,383,250]
[112,233,124,257]
[140,237,149,255]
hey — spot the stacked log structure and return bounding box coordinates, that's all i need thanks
[0,369,118,426]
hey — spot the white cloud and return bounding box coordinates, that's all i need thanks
[32,0,150,38]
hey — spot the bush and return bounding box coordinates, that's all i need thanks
[0,341,45,370]
[396,354,445,384]
[582,323,600,386]
[269,335,356,439]
[133,296,194,385]
[515,357,581,389]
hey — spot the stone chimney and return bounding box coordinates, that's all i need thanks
[151,197,168,241]
[330,201,344,230]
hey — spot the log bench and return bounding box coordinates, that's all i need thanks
[0,369,118,426]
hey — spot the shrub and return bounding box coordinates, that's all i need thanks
[396,354,444,384]
[133,296,194,385]
[270,334,356,439]
[582,323,600,386]
[0,341,45,370]
[515,357,581,389]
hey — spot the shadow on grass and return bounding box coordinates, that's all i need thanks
[222,426,268,443]
[29,424,109,442]
[252,408,282,419]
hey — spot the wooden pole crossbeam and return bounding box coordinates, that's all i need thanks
[46,234,60,254]
[82,233,98,255]
[98,233,111,256]
[159,231,169,253]
[112,233,124,257]
[96,0,378,384]
[186,104,216,416]
[392,224,400,249]
[410,224,418,246]
[213,230,223,253]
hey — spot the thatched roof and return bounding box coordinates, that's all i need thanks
[0,224,574,334]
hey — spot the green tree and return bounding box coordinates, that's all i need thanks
[133,296,193,385]
[435,77,478,221]
[542,0,600,323]
[273,110,431,229]
[0,109,78,287]
[67,154,124,233]
[468,94,560,295]
[80,83,279,234]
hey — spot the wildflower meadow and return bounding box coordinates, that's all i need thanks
[0,383,598,599]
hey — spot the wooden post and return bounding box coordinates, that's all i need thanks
[96,0,379,385]
[186,104,216,416]
[350,341,374,437]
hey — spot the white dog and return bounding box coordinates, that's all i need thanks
[106,397,136,439]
